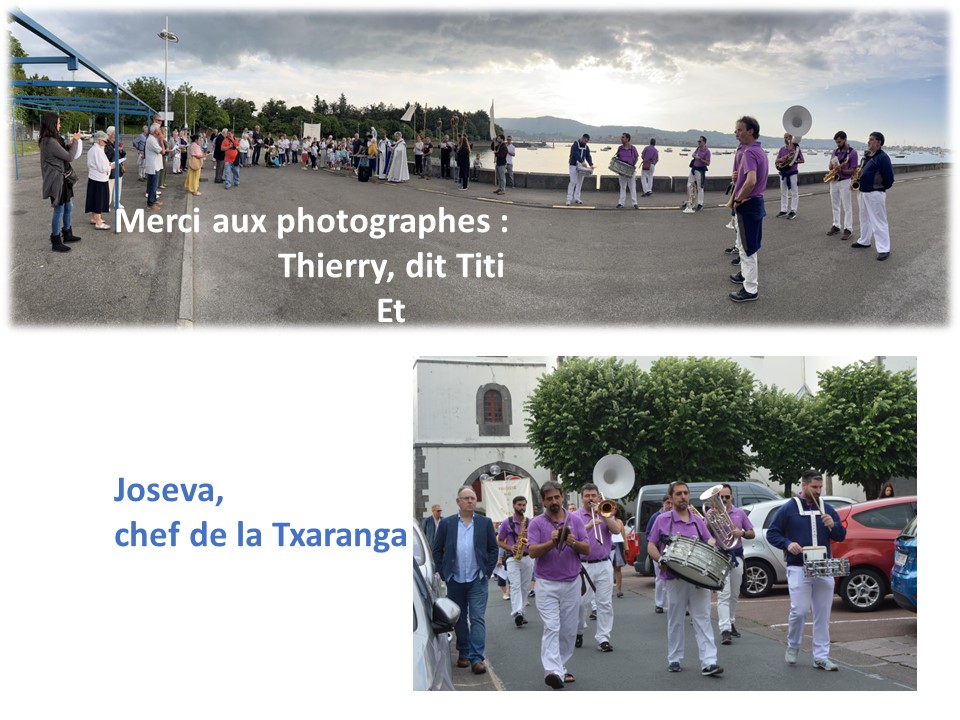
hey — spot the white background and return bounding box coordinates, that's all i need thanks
[2,0,943,713]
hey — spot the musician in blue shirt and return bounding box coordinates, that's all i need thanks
[850,131,896,261]
[767,470,846,671]
[566,134,593,205]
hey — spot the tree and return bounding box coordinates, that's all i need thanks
[126,76,166,113]
[815,361,917,499]
[524,357,650,495]
[219,97,256,130]
[751,385,824,496]
[642,357,756,485]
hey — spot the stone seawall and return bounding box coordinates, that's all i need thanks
[407,162,947,192]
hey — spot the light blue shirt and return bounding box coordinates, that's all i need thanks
[454,515,481,583]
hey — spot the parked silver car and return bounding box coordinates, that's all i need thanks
[740,496,858,598]
[413,561,460,690]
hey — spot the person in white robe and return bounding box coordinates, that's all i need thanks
[387,132,409,183]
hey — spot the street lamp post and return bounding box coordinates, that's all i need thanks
[157,18,179,129]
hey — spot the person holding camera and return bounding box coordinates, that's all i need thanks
[38,112,83,252]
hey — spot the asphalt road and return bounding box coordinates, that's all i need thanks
[9,151,948,325]
[457,571,916,691]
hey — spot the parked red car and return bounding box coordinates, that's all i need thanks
[831,496,917,612]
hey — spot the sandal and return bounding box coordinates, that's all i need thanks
[617,591,624,598]
[95,223,111,230]
[563,673,575,684]
[192,192,202,196]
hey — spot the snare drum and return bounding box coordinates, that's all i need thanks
[608,157,636,177]
[660,535,732,591]
[803,557,850,577]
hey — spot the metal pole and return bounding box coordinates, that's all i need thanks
[163,16,169,130]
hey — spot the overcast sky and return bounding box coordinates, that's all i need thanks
[8,2,950,145]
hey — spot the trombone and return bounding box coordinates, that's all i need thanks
[589,494,620,542]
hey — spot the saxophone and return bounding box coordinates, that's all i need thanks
[513,516,528,560]
[850,161,865,191]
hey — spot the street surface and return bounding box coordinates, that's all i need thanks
[454,570,916,691]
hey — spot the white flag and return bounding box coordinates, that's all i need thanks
[400,104,415,122]
[489,99,496,141]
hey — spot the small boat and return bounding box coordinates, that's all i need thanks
[664,148,673,152]
[601,146,612,151]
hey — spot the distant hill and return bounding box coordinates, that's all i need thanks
[499,116,864,150]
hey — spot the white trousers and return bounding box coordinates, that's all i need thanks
[654,573,667,608]
[535,577,581,677]
[830,178,853,230]
[779,175,799,212]
[567,167,586,203]
[717,561,743,632]
[854,191,891,253]
[506,555,534,618]
[687,170,704,206]
[618,174,637,205]
[733,214,759,294]
[786,566,834,661]
[578,560,614,645]
[665,579,717,666]
[640,164,655,194]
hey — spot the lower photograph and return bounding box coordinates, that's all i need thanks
[412,355,917,691]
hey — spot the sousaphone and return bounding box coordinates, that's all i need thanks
[782,105,812,143]
[592,454,635,516]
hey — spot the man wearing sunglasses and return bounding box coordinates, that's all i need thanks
[711,484,755,645]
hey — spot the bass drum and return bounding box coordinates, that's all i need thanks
[660,535,732,591]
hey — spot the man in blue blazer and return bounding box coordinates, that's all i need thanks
[421,504,442,547]
[432,486,500,675]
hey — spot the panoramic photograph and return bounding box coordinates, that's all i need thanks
[7,8,949,325]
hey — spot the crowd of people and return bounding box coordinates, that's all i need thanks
[423,470,853,690]
[38,112,897,285]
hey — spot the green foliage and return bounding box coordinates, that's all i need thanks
[643,357,757,485]
[524,357,650,495]
[751,386,824,495]
[815,362,917,498]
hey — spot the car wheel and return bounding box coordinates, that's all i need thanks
[741,559,774,598]
[839,567,886,612]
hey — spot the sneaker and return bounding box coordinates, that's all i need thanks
[721,630,732,645]
[565,201,572,206]
[724,246,738,255]
[667,662,681,672]
[696,204,703,211]
[633,204,639,209]
[851,241,870,249]
[599,641,613,652]
[787,211,797,219]
[701,664,724,677]
[589,612,597,620]
[528,590,535,597]
[682,207,696,214]
[877,252,890,261]
[729,272,744,284]
[515,614,524,627]
[776,211,788,218]
[730,625,741,638]
[616,203,624,208]
[729,287,758,303]
[545,673,564,689]
[785,647,799,665]
[826,225,841,236]
[841,229,852,240]
[575,634,583,648]
[731,255,741,265]
[574,200,583,205]
[814,658,839,671]
[655,606,664,614]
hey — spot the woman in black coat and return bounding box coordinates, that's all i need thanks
[39,112,83,252]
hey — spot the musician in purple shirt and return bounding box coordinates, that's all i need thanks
[709,484,755,645]
[775,133,804,219]
[614,132,640,209]
[728,115,768,303]
[576,483,621,652]
[826,130,859,240]
[527,481,590,689]
[640,138,659,196]
[647,481,723,676]
[496,496,534,627]
[683,136,711,213]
